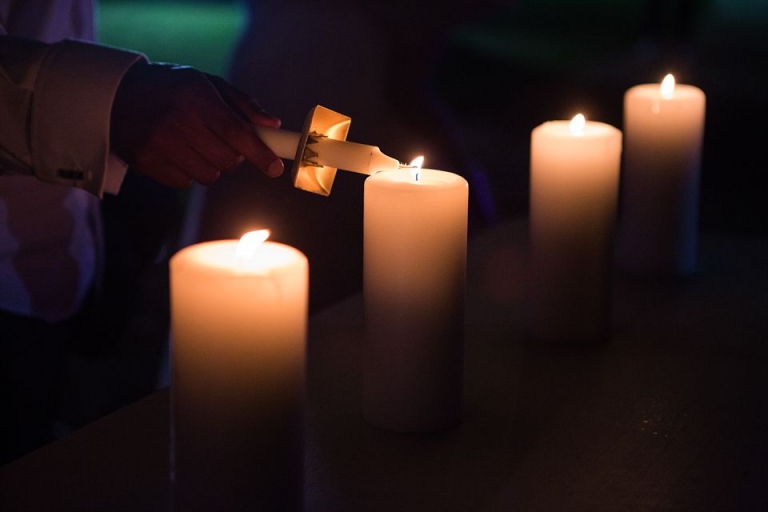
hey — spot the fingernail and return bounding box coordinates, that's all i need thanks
[253,105,282,128]
[268,159,284,177]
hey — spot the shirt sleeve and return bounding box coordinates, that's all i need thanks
[0,36,146,197]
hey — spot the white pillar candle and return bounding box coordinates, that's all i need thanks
[170,230,308,511]
[617,74,706,275]
[528,114,622,343]
[363,161,468,433]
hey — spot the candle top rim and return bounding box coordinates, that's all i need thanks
[367,168,468,188]
[533,119,620,138]
[171,239,307,274]
[626,82,705,99]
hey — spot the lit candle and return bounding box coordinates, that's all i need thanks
[528,114,622,343]
[169,230,308,511]
[256,126,400,174]
[617,74,706,275]
[362,157,468,432]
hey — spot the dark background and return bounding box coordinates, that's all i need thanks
[99,0,768,239]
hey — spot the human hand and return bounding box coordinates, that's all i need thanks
[110,61,284,188]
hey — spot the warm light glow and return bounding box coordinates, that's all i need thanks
[409,156,424,181]
[234,229,270,267]
[570,114,586,135]
[661,74,675,99]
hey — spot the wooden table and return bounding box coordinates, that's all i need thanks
[2,218,767,511]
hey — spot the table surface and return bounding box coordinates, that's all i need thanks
[2,218,767,512]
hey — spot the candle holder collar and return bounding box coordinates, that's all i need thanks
[291,105,351,196]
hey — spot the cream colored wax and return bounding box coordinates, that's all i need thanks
[170,233,308,511]
[363,168,468,433]
[617,75,706,275]
[528,116,622,343]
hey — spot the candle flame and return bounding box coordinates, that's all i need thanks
[570,113,586,134]
[409,156,424,181]
[661,74,675,99]
[234,229,270,267]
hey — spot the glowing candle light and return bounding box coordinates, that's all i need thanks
[617,74,706,275]
[571,113,586,133]
[528,113,622,343]
[362,156,468,432]
[660,73,676,99]
[409,155,424,181]
[170,230,308,510]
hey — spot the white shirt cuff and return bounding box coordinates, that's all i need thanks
[30,39,145,197]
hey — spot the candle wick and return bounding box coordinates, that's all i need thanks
[399,157,424,181]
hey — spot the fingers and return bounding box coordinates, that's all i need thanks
[199,97,285,178]
[205,75,286,176]
[111,63,284,187]
[206,74,281,129]
[176,70,284,177]
[177,116,247,176]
